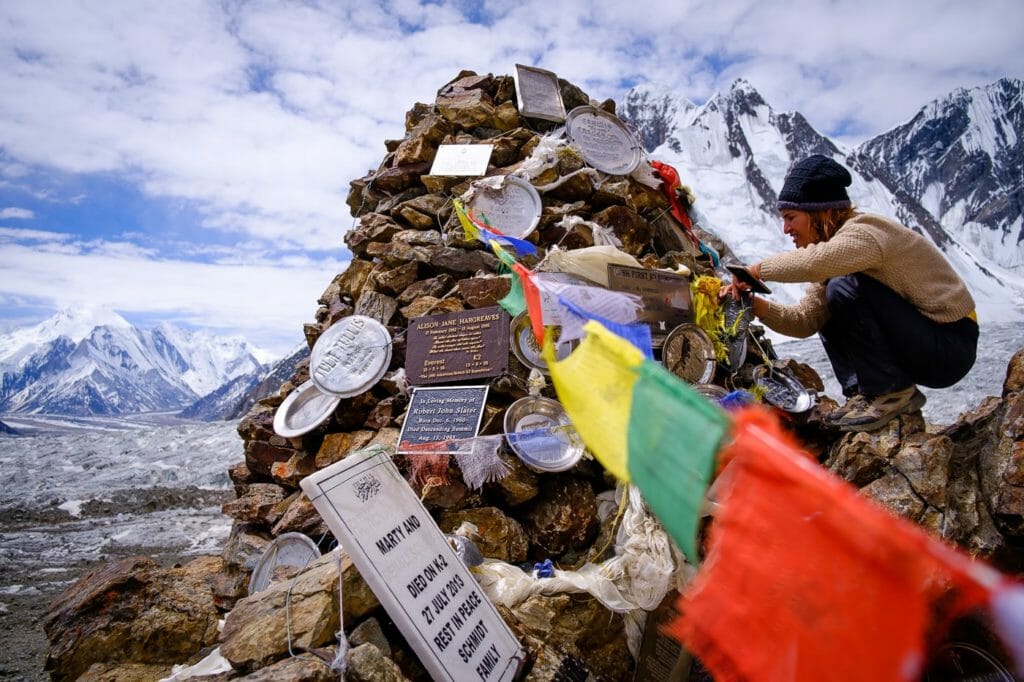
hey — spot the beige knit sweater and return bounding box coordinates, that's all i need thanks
[757,213,975,338]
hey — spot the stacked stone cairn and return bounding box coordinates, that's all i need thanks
[43,71,1024,681]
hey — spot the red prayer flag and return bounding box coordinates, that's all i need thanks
[667,408,994,682]
[512,262,544,345]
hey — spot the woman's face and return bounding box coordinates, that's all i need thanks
[781,209,816,248]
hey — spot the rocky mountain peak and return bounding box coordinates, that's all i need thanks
[723,77,769,113]
[858,77,1023,273]
[0,310,266,416]
[620,82,694,152]
[617,76,1024,317]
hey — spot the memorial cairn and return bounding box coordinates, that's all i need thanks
[43,68,1024,682]
[215,67,815,682]
[220,67,781,682]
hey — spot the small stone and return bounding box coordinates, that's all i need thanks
[457,276,511,308]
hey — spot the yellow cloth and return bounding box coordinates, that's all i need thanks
[543,321,644,482]
[966,310,978,323]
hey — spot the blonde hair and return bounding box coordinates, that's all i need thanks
[808,206,857,242]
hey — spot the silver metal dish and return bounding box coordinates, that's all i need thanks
[510,312,576,375]
[273,380,342,438]
[309,315,392,397]
[752,365,816,413]
[661,323,717,384]
[503,396,583,473]
[692,383,729,403]
[248,532,321,595]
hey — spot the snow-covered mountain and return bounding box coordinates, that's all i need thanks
[856,78,1023,272]
[179,342,308,421]
[621,77,1024,321]
[0,307,267,416]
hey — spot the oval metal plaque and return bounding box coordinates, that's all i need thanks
[565,106,642,175]
[466,175,542,239]
[310,315,392,397]
[248,532,321,595]
[509,312,576,375]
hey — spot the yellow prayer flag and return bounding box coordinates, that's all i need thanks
[544,321,644,482]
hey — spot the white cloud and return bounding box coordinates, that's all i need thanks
[0,226,66,242]
[0,0,1020,348]
[0,242,346,355]
[0,207,34,219]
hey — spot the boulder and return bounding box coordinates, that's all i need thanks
[43,556,221,682]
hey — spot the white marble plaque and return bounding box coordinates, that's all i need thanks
[300,447,524,682]
[430,144,494,177]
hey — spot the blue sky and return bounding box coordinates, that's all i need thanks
[1,0,1021,356]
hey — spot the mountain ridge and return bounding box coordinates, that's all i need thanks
[0,308,268,417]
[621,76,1024,319]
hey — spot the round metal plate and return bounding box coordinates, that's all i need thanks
[693,383,729,403]
[273,380,342,438]
[309,315,392,397]
[503,396,583,473]
[662,323,717,384]
[565,106,643,175]
[510,312,576,375]
[248,532,321,595]
[752,365,816,413]
[466,175,542,239]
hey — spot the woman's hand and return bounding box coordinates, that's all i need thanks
[720,278,748,301]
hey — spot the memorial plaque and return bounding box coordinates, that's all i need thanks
[513,64,566,123]
[466,176,542,239]
[565,106,643,175]
[406,307,509,386]
[398,386,489,453]
[429,144,494,177]
[301,447,524,682]
[662,324,716,385]
[607,264,692,344]
[310,315,392,397]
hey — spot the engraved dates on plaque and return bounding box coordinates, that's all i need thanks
[406,307,510,386]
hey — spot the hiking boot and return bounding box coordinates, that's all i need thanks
[826,386,927,432]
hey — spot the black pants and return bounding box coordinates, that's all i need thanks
[818,274,979,397]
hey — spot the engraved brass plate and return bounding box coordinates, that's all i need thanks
[406,307,510,386]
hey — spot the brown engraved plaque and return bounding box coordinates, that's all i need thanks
[406,306,509,385]
[607,264,692,346]
[397,386,489,452]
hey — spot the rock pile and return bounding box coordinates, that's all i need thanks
[43,71,1024,681]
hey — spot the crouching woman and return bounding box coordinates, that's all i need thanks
[736,154,979,431]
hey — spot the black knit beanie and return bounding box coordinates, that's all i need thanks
[777,154,853,211]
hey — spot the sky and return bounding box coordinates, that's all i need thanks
[0,0,1021,357]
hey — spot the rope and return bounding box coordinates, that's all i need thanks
[329,550,349,678]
